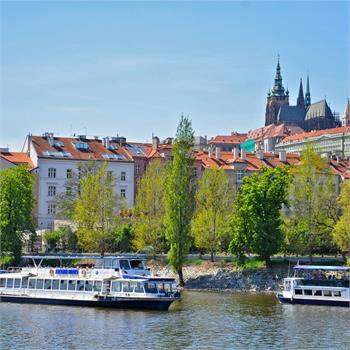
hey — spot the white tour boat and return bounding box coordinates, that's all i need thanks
[0,255,181,311]
[277,265,350,307]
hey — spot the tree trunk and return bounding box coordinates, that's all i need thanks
[178,268,185,287]
[210,250,214,262]
[265,256,272,267]
[341,252,347,263]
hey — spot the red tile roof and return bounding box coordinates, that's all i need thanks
[208,134,248,145]
[0,152,34,168]
[247,124,304,141]
[282,126,350,144]
[31,136,133,162]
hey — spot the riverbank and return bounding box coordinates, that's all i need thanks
[149,260,290,292]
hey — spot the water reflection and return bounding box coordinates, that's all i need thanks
[1,291,349,350]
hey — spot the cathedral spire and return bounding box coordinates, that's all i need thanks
[271,55,286,96]
[297,78,305,107]
[305,73,311,108]
[343,98,350,127]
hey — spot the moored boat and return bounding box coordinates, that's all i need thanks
[0,255,181,311]
[277,265,350,307]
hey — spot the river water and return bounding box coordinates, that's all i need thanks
[1,291,349,350]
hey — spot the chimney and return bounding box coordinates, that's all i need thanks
[209,145,214,159]
[241,149,246,160]
[256,149,264,160]
[152,136,160,150]
[279,150,286,162]
[233,147,239,159]
[215,147,221,160]
[103,137,110,149]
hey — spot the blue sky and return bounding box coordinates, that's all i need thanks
[1,1,349,150]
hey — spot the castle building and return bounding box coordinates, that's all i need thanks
[343,98,350,127]
[265,58,340,132]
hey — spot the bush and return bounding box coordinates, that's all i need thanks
[0,255,14,268]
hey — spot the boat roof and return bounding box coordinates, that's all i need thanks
[22,254,147,261]
[294,265,350,272]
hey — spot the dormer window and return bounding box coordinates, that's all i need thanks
[75,142,89,150]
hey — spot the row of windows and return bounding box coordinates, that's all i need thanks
[294,289,342,297]
[47,168,127,180]
[0,278,171,294]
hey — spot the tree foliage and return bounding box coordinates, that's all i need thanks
[73,163,120,255]
[192,168,234,261]
[332,181,350,261]
[56,161,100,220]
[164,116,195,286]
[229,167,291,266]
[44,226,78,252]
[0,166,35,263]
[284,145,338,259]
[133,159,167,253]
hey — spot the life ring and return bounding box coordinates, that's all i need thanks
[49,268,54,277]
[81,269,87,277]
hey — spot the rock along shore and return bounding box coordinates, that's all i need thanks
[149,261,289,292]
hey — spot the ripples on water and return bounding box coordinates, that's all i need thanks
[1,292,349,350]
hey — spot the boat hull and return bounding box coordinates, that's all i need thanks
[277,293,349,307]
[0,295,177,311]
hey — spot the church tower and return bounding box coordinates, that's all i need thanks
[265,57,289,126]
[297,78,305,108]
[342,98,350,127]
[305,74,311,108]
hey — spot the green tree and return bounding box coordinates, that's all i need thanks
[73,163,119,255]
[0,166,35,263]
[133,159,167,253]
[284,145,338,260]
[44,226,78,252]
[113,223,134,252]
[229,167,291,266]
[332,181,350,262]
[56,161,100,220]
[164,116,195,286]
[192,168,234,261]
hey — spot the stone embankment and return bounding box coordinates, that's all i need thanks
[150,262,289,292]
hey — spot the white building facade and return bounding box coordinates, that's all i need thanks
[27,133,134,231]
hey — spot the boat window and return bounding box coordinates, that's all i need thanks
[129,282,137,292]
[122,282,132,292]
[22,278,28,288]
[119,260,130,270]
[6,278,14,288]
[112,281,121,292]
[295,289,302,295]
[37,279,44,289]
[323,290,332,297]
[333,291,341,297]
[68,280,77,291]
[104,259,112,269]
[44,279,52,289]
[29,279,36,289]
[144,282,158,294]
[93,281,102,292]
[76,280,84,291]
[158,283,172,293]
[313,290,322,296]
[135,283,144,293]
[304,289,312,296]
[0,278,5,287]
[14,278,21,288]
[52,280,59,290]
[60,280,68,290]
[85,281,93,291]
[130,260,144,269]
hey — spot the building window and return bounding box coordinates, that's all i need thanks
[237,170,244,181]
[120,189,126,198]
[135,164,140,175]
[66,186,72,196]
[66,169,72,178]
[48,168,56,178]
[48,185,56,197]
[47,203,56,215]
[121,171,126,181]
